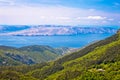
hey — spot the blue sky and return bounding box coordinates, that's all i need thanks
[0,0,120,25]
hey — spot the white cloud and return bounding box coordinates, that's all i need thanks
[76,16,107,20]
[0,5,120,25]
[87,16,106,20]
[107,18,114,21]
[40,16,46,19]
[102,21,108,23]
[76,17,85,20]
[56,17,70,20]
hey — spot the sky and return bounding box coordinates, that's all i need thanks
[0,0,120,25]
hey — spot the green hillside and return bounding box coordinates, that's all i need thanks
[0,31,120,80]
[0,45,72,66]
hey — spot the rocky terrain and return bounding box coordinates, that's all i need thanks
[0,25,118,36]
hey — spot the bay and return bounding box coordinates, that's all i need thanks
[0,33,114,48]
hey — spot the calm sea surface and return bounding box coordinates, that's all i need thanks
[0,34,114,48]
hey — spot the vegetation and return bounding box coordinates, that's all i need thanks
[0,45,72,66]
[0,31,120,80]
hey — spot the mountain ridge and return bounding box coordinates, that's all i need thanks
[0,25,118,36]
[0,45,74,66]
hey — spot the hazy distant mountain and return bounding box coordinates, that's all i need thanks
[0,25,118,36]
[0,25,30,33]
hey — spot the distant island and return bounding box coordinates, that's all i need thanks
[0,25,118,36]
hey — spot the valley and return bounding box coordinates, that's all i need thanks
[0,45,74,66]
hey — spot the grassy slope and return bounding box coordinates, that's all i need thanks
[0,49,23,66]
[0,45,62,65]
[31,33,120,80]
[46,37,120,80]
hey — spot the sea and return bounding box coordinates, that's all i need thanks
[0,33,114,48]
